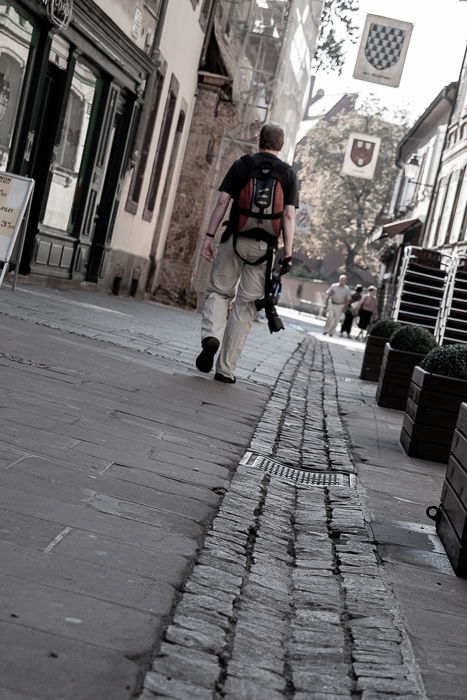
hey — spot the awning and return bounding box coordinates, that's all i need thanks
[382,217,422,238]
[366,217,422,245]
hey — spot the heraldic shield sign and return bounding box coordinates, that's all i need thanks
[341,133,381,180]
[353,14,413,88]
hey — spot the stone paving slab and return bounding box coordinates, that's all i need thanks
[2,286,464,699]
[0,621,136,700]
[0,286,302,699]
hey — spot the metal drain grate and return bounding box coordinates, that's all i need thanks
[240,452,352,487]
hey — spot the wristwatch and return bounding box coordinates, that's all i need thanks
[205,232,215,238]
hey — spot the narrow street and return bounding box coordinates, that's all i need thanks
[0,285,466,699]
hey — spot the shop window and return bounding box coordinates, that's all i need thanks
[0,3,35,170]
[460,203,467,242]
[446,170,464,244]
[126,68,165,213]
[434,176,452,246]
[143,75,178,221]
[42,61,98,232]
[431,177,448,246]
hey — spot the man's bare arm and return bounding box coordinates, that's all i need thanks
[202,191,232,262]
[282,204,295,258]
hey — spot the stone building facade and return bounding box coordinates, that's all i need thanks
[3,0,322,304]
[2,0,213,298]
[153,0,323,308]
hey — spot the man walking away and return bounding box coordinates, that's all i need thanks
[323,274,351,337]
[196,122,299,383]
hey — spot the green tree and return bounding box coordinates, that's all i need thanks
[294,102,408,279]
[314,0,360,74]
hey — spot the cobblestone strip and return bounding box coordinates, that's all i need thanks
[139,338,425,700]
[139,343,308,700]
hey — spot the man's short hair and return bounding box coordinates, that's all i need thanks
[259,123,284,151]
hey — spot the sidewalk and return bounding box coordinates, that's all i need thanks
[330,341,467,699]
[0,284,302,700]
[0,284,466,699]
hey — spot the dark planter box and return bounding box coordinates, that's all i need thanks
[437,506,467,577]
[376,344,426,410]
[400,367,467,462]
[436,403,467,576]
[360,335,387,382]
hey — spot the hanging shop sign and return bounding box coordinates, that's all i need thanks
[0,172,35,288]
[353,14,413,88]
[341,133,381,180]
[37,0,73,29]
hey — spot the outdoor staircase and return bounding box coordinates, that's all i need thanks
[393,248,451,336]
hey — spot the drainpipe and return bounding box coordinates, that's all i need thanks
[199,0,220,68]
[152,0,170,56]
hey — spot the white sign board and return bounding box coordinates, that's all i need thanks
[341,133,381,180]
[353,14,413,88]
[0,171,34,287]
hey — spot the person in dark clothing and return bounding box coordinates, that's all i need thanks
[340,284,363,338]
[195,122,299,383]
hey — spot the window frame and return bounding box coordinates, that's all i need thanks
[142,73,179,222]
[125,60,167,214]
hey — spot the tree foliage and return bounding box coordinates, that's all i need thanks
[294,103,407,281]
[313,0,360,74]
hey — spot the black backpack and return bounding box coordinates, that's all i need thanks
[229,154,290,265]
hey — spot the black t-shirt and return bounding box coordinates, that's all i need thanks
[219,152,299,208]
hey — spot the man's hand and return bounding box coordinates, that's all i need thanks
[202,237,216,263]
[279,256,292,276]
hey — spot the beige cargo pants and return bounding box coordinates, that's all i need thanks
[201,235,271,380]
[324,302,345,336]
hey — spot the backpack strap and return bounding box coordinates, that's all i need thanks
[239,154,290,191]
[232,232,272,266]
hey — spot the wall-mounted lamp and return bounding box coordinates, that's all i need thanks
[405,154,434,188]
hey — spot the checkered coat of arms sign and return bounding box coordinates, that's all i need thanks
[341,133,381,180]
[353,14,413,88]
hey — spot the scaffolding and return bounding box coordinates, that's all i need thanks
[193,0,323,300]
[216,0,322,159]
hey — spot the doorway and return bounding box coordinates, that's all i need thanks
[86,92,133,283]
[20,62,67,274]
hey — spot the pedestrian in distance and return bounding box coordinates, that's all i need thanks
[340,284,363,338]
[356,286,378,341]
[323,274,352,337]
[196,122,299,383]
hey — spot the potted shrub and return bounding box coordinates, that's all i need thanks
[401,344,467,463]
[429,401,467,576]
[360,319,402,382]
[376,325,437,409]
